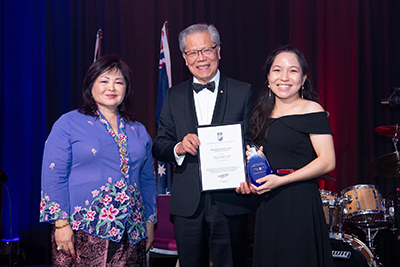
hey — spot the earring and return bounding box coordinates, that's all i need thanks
[269,89,272,98]
[301,85,304,99]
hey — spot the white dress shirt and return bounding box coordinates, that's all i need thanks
[193,72,220,125]
[174,70,220,165]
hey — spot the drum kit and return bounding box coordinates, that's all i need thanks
[319,125,400,267]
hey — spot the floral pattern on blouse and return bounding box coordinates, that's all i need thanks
[40,177,156,245]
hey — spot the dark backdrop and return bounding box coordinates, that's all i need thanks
[1,0,400,265]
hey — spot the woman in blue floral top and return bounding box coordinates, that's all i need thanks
[40,55,157,266]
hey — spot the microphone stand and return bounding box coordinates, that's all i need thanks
[381,88,400,106]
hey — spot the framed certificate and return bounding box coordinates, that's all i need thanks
[197,123,247,191]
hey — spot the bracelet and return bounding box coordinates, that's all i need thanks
[55,222,70,229]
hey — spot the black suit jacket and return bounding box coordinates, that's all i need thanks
[153,74,253,217]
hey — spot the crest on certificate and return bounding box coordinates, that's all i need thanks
[217,132,223,141]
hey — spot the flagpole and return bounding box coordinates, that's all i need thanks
[165,19,169,44]
[93,28,102,62]
[162,21,172,88]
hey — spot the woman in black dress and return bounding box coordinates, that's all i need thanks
[237,45,335,267]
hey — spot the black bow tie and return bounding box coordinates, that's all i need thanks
[193,81,215,93]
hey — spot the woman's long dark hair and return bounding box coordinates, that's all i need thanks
[78,54,136,122]
[247,45,318,143]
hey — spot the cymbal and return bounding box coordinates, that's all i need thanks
[375,125,400,137]
[317,173,336,181]
[368,152,400,177]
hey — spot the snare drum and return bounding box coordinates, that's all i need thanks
[319,189,339,231]
[341,185,384,227]
[330,234,376,267]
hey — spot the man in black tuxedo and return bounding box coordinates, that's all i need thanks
[153,23,253,267]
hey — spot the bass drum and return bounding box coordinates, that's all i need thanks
[330,234,376,267]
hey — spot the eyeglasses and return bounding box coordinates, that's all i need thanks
[184,45,218,60]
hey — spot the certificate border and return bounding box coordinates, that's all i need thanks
[196,122,247,192]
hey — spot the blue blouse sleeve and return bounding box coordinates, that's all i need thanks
[135,123,157,223]
[40,114,72,223]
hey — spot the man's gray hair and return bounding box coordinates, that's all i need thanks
[178,24,221,52]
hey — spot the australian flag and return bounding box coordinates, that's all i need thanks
[156,21,173,194]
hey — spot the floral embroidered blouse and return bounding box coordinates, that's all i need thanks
[40,110,157,246]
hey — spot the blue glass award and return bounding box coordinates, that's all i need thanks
[247,145,272,187]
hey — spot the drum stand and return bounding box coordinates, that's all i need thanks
[358,227,380,256]
[391,126,400,176]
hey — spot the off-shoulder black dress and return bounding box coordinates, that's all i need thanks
[253,112,335,267]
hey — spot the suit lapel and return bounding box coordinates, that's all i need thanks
[211,75,227,124]
[184,78,198,133]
